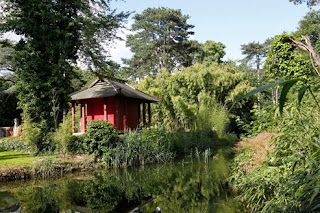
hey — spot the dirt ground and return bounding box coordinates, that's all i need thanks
[235,132,275,169]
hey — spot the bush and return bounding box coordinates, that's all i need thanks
[195,99,230,138]
[20,112,57,154]
[67,135,85,154]
[83,120,120,159]
[20,118,42,154]
[0,137,28,152]
[54,113,73,153]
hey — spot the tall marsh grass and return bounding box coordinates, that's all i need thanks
[104,127,175,167]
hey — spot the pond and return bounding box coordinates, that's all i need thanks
[0,148,244,213]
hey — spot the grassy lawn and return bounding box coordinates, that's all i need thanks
[0,151,57,166]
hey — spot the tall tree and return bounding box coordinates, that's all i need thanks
[193,40,226,65]
[0,0,128,136]
[0,40,14,72]
[123,7,195,80]
[241,41,267,111]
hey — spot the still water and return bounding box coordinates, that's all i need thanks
[0,148,244,213]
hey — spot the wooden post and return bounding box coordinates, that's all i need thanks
[138,102,141,127]
[124,99,128,130]
[142,103,146,125]
[72,102,76,133]
[81,102,86,133]
[148,102,151,124]
[103,98,108,121]
[115,97,119,129]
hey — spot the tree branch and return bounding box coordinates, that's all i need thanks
[289,35,320,76]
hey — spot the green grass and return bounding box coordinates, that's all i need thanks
[0,151,57,166]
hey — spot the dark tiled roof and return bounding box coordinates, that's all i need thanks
[70,78,159,102]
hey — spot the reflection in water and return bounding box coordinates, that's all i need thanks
[0,148,244,213]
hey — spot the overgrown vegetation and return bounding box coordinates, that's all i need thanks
[229,7,320,211]
[137,63,253,135]
[232,107,320,212]
[1,1,320,211]
[107,127,174,167]
[81,120,174,167]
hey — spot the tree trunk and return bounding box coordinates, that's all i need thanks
[256,55,261,117]
[272,87,279,105]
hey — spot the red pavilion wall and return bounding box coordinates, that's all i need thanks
[87,98,105,122]
[85,96,139,131]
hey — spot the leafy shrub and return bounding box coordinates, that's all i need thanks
[54,113,73,153]
[20,118,42,154]
[39,132,57,154]
[20,112,57,154]
[0,137,28,152]
[84,120,120,159]
[67,135,85,154]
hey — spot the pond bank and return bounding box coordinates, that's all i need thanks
[0,147,246,212]
[0,153,100,182]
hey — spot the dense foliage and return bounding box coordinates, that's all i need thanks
[54,113,73,154]
[0,91,20,126]
[231,8,320,213]
[82,120,174,167]
[1,3,320,212]
[137,62,253,134]
[0,0,128,145]
[265,33,313,82]
[83,120,120,160]
[232,107,320,212]
[106,127,174,167]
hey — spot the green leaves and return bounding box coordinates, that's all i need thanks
[265,33,313,83]
[279,79,299,114]
[239,80,289,101]
[232,109,320,212]
[239,79,317,114]
[298,86,308,106]
[137,63,252,132]
[0,0,128,137]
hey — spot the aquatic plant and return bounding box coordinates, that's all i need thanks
[104,127,175,167]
